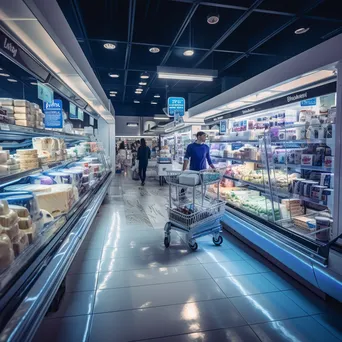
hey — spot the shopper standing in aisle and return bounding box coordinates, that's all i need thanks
[117,141,127,172]
[183,131,215,171]
[137,138,151,186]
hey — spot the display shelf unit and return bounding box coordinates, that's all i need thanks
[212,156,261,163]
[209,139,259,144]
[274,164,333,172]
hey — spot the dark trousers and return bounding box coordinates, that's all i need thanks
[139,163,147,183]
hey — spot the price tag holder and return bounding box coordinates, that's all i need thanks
[0,124,10,131]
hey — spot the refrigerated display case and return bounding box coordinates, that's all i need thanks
[208,89,336,245]
[0,10,114,340]
[0,128,111,318]
[187,33,342,302]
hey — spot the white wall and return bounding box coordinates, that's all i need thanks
[98,117,115,170]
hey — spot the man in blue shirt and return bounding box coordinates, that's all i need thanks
[183,131,215,171]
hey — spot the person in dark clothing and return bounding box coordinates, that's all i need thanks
[137,138,151,186]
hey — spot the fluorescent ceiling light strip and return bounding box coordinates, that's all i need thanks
[271,70,335,92]
[154,116,170,120]
[158,72,213,82]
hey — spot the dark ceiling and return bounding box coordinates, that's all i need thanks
[57,0,342,116]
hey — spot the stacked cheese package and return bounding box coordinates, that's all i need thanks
[0,98,15,124]
[5,183,78,218]
[16,149,39,171]
[32,137,67,163]
[0,148,20,175]
[14,100,35,127]
[0,199,31,270]
[30,103,45,129]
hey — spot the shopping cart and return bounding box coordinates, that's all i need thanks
[164,169,226,251]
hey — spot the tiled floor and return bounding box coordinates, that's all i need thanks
[33,175,342,342]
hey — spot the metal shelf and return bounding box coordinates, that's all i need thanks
[0,157,81,185]
[0,124,89,141]
[271,139,326,145]
[223,175,269,192]
[223,175,289,198]
[209,140,259,144]
[226,156,261,163]
[274,163,333,172]
[298,195,328,207]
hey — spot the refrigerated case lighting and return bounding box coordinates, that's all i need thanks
[271,70,335,92]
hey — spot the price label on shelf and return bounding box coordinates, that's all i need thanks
[0,124,10,131]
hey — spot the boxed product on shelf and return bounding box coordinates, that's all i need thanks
[3,183,78,218]
[32,137,67,163]
[0,192,44,232]
[0,149,21,175]
[16,149,39,170]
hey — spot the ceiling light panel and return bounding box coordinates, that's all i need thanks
[0,73,10,77]
[183,49,194,56]
[158,73,213,82]
[139,82,147,86]
[108,73,119,78]
[7,79,17,82]
[140,72,150,79]
[103,43,116,49]
[149,47,160,53]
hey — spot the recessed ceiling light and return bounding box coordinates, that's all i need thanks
[295,27,310,35]
[108,73,119,78]
[140,72,150,79]
[109,93,116,97]
[207,14,220,25]
[104,43,116,50]
[135,91,142,94]
[7,79,17,82]
[134,100,140,104]
[0,73,10,77]
[136,88,143,92]
[110,90,118,94]
[151,101,157,105]
[149,47,160,53]
[183,49,194,56]
[30,82,38,85]
[154,94,160,98]
[139,82,147,86]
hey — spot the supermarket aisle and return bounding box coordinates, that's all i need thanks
[33,175,342,342]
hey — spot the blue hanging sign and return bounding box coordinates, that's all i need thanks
[168,97,185,117]
[69,102,77,119]
[300,98,317,106]
[220,120,227,134]
[38,81,54,104]
[43,99,63,128]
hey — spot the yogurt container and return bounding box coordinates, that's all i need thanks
[44,171,72,184]
[315,216,332,242]
[310,185,327,202]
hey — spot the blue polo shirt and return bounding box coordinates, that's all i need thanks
[184,142,212,171]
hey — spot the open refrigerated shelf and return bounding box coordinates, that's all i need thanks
[206,80,337,265]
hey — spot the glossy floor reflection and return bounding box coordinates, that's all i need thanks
[33,175,342,342]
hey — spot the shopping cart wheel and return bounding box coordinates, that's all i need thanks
[164,236,170,248]
[213,236,223,246]
[188,242,198,251]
